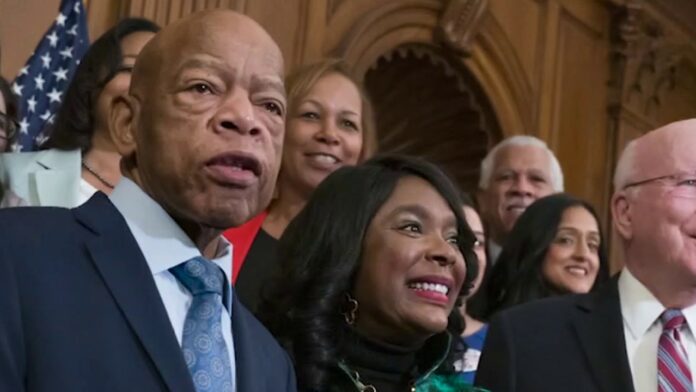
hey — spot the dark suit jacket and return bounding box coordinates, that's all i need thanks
[0,193,297,391]
[475,279,635,392]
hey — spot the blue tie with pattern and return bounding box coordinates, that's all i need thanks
[170,256,233,391]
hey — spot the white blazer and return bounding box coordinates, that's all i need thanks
[0,149,82,207]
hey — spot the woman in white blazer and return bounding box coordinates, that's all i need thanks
[0,18,159,207]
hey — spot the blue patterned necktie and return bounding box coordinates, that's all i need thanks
[170,256,233,391]
[658,309,693,392]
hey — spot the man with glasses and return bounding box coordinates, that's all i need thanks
[476,119,696,392]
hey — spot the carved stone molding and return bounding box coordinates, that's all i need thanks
[608,0,686,122]
[436,0,489,56]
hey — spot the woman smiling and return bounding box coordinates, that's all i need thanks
[224,59,377,311]
[259,155,486,391]
[485,193,610,317]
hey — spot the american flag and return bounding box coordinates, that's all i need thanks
[11,0,89,152]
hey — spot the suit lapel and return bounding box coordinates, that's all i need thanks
[231,292,262,391]
[74,194,195,392]
[572,278,635,392]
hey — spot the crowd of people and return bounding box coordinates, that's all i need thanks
[0,9,694,392]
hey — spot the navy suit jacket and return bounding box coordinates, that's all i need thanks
[0,193,297,391]
[475,278,635,392]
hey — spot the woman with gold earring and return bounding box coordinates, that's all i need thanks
[259,155,489,392]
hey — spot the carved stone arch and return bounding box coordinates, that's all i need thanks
[463,14,535,136]
[363,43,501,192]
[327,0,534,140]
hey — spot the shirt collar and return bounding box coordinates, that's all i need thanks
[619,267,696,338]
[108,178,232,280]
[619,267,665,339]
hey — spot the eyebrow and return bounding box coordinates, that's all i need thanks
[557,226,600,237]
[302,98,359,116]
[389,204,457,227]
[251,75,286,99]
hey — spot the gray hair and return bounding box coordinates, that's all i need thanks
[478,135,564,191]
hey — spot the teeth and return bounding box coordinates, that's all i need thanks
[566,266,587,276]
[408,282,449,295]
[311,154,338,164]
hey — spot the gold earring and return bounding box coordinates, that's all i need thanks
[343,293,359,325]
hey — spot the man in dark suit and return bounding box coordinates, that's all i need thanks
[0,10,295,392]
[476,119,696,392]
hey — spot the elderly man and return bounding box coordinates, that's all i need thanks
[475,119,696,392]
[477,135,563,261]
[0,10,295,392]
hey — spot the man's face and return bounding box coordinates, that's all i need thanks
[479,144,555,243]
[127,15,286,229]
[617,127,696,288]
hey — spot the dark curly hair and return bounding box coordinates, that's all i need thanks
[485,193,610,317]
[257,154,479,390]
[42,17,159,152]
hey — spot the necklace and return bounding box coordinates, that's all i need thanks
[81,161,115,189]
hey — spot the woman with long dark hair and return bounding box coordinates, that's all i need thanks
[259,155,486,391]
[485,193,610,318]
[1,18,159,207]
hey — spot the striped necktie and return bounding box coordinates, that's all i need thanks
[658,309,693,392]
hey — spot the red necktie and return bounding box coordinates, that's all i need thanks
[658,309,693,392]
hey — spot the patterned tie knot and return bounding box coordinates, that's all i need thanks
[661,309,687,331]
[170,256,224,297]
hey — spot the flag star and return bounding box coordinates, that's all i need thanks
[53,67,69,82]
[47,88,62,103]
[67,25,78,36]
[34,74,46,91]
[41,53,52,69]
[56,13,67,27]
[19,66,29,76]
[59,46,73,59]
[47,31,59,47]
[11,82,23,97]
[74,2,81,13]
[27,96,38,113]
[19,118,30,135]
[12,143,22,152]
[40,110,53,121]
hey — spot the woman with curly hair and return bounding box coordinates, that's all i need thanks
[258,155,487,391]
[485,193,610,318]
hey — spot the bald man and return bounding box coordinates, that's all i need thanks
[476,119,696,392]
[0,10,296,392]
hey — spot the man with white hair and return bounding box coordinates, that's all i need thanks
[477,135,564,261]
[476,119,696,392]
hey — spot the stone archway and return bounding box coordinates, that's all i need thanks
[364,44,500,193]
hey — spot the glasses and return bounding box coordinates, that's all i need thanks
[0,112,19,141]
[623,172,696,199]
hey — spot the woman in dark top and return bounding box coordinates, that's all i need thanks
[258,155,486,391]
[485,193,610,318]
[224,58,377,310]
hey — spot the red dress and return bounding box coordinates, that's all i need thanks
[222,211,268,283]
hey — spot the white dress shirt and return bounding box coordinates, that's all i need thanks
[109,178,236,391]
[76,178,98,205]
[619,268,696,392]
